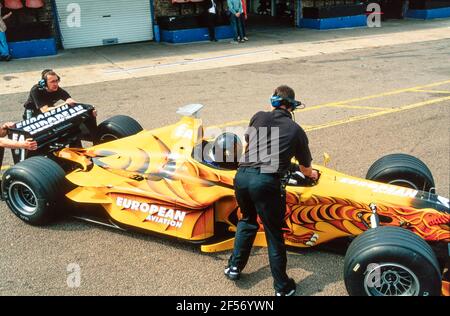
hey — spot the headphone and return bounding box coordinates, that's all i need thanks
[270,93,305,111]
[38,69,61,90]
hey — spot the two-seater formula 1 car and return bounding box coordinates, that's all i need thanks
[1,103,449,296]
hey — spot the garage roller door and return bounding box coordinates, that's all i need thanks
[55,0,153,49]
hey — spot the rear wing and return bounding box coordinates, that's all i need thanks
[7,103,96,163]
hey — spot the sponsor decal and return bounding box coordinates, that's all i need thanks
[116,196,186,228]
[437,196,450,208]
[339,177,418,198]
[15,105,87,135]
[174,124,194,139]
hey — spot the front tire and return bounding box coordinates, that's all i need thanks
[366,153,435,192]
[1,156,67,225]
[96,115,143,144]
[344,226,441,296]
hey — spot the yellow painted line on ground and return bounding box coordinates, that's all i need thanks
[305,96,450,132]
[301,104,334,112]
[330,104,391,111]
[399,96,450,110]
[410,89,450,94]
[328,79,450,105]
[208,80,450,130]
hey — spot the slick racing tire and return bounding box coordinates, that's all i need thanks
[1,156,67,226]
[366,153,435,192]
[344,226,442,296]
[96,115,143,144]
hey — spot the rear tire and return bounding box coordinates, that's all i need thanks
[96,115,143,144]
[366,153,435,192]
[344,226,441,296]
[1,156,67,225]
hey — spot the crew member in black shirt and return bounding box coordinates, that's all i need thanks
[22,69,98,143]
[224,85,318,296]
[23,69,77,119]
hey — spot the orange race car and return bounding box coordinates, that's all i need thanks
[1,103,449,296]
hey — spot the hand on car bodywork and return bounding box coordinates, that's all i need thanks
[22,139,38,151]
[1,122,37,150]
[0,137,37,150]
[0,122,15,137]
[300,165,319,180]
[65,98,77,106]
[309,169,319,180]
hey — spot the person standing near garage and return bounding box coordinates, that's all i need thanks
[204,0,218,42]
[0,2,12,61]
[224,85,318,296]
[239,0,248,41]
[227,0,244,43]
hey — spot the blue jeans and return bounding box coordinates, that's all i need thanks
[230,15,244,41]
[230,167,292,293]
[239,15,246,38]
[0,31,10,57]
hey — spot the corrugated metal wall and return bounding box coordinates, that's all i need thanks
[55,0,153,49]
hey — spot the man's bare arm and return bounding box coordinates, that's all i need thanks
[0,138,38,150]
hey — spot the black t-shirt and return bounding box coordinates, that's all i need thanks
[239,108,313,174]
[23,85,71,116]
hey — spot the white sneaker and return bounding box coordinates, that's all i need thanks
[224,266,240,280]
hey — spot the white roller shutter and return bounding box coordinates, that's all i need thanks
[55,0,153,49]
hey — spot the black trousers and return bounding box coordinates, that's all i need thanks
[206,13,216,40]
[230,167,291,292]
[0,146,4,174]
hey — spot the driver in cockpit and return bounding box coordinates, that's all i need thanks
[193,132,243,170]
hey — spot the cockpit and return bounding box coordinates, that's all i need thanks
[192,132,243,170]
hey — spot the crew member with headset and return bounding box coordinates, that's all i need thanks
[224,85,318,296]
[22,69,97,142]
[23,69,78,119]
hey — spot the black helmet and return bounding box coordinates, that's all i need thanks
[211,133,243,169]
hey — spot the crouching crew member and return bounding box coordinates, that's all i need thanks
[224,85,318,296]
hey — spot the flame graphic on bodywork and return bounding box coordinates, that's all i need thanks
[283,194,450,246]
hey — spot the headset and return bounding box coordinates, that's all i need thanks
[38,69,61,90]
[270,93,305,111]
